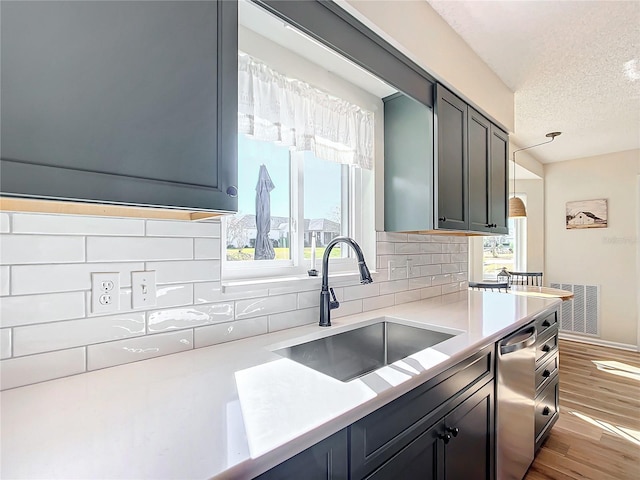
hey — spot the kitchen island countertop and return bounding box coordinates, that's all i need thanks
[0,291,560,479]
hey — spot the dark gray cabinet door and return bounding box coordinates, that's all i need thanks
[444,381,495,480]
[468,108,509,235]
[365,420,444,480]
[1,0,238,213]
[489,126,509,234]
[468,108,492,233]
[435,85,468,231]
[255,429,348,480]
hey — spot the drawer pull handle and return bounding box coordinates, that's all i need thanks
[445,426,459,437]
[542,369,551,378]
[438,216,447,222]
[438,432,452,444]
[542,320,551,327]
[542,406,551,416]
[542,345,551,353]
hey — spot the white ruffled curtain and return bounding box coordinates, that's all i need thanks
[238,53,374,170]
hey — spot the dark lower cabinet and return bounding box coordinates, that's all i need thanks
[444,382,494,480]
[253,348,495,480]
[365,420,443,480]
[256,429,349,480]
[365,381,494,480]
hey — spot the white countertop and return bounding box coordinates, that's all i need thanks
[0,291,560,479]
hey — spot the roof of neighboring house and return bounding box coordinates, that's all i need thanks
[307,218,340,232]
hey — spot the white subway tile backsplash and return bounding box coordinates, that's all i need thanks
[379,279,408,295]
[1,348,85,390]
[155,284,194,309]
[0,235,85,265]
[420,243,442,253]
[432,274,453,286]
[297,290,320,309]
[146,220,220,238]
[12,214,144,236]
[87,237,193,262]
[148,260,220,284]
[409,277,432,289]
[407,234,430,242]
[12,262,144,295]
[441,283,461,295]
[363,294,395,312]
[395,290,421,304]
[235,294,297,320]
[268,308,318,332]
[421,286,442,299]
[87,330,193,371]
[377,232,407,242]
[0,213,10,233]
[147,302,234,332]
[332,299,363,319]
[420,265,442,276]
[194,281,268,303]
[13,313,145,356]
[442,264,460,274]
[194,238,221,259]
[376,242,395,255]
[0,292,85,328]
[0,266,9,296]
[0,210,469,388]
[1,329,11,359]
[394,242,421,254]
[342,282,380,301]
[195,317,268,348]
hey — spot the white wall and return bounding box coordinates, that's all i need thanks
[339,0,514,131]
[544,149,640,347]
[516,179,545,273]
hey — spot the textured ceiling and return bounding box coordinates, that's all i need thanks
[427,0,640,163]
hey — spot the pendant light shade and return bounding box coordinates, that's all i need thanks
[508,196,527,217]
[509,132,562,218]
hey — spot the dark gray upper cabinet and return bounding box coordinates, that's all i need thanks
[468,109,509,234]
[1,0,238,213]
[489,125,509,234]
[435,84,469,231]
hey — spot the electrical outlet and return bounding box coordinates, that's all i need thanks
[131,271,157,309]
[91,272,120,314]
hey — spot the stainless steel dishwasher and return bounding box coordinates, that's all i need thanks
[496,324,537,480]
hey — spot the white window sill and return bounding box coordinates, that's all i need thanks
[222,271,368,295]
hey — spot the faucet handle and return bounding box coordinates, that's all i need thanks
[329,287,340,310]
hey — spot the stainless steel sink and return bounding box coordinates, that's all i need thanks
[274,321,455,382]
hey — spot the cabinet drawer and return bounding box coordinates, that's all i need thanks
[535,353,559,394]
[534,375,559,444]
[350,346,494,479]
[535,310,558,337]
[535,326,558,365]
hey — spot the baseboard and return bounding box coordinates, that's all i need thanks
[559,332,638,352]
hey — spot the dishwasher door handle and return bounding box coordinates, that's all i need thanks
[500,326,536,355]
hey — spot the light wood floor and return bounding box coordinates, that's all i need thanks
[525,339,640,480]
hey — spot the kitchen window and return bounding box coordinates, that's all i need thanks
[482,195,527,279]
[223,52,377,280]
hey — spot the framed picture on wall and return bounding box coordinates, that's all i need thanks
[566,199,608,229]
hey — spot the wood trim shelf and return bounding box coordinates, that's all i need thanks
[0,197,224,221]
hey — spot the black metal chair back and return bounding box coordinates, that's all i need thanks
[507,271,543,286]
[468,281,509,292]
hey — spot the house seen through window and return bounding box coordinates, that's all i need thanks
[482,199,527,279]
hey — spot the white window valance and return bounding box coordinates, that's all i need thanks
[238,53,374,170]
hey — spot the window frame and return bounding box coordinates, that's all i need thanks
[222,146,365,282]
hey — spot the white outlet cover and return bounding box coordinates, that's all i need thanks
[132,271,157,309]
[91,272,120,314]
